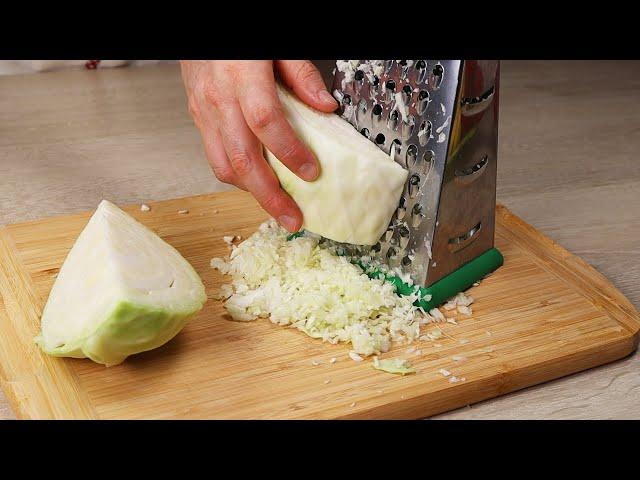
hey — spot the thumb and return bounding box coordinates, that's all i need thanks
[275,60,338,113]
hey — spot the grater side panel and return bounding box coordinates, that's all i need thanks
[428,61,500,285]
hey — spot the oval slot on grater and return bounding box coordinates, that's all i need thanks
[325,60,501,289]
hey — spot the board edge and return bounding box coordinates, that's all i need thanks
[0,227,98,420]
[495,203,640,341]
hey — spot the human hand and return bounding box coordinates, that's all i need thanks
[180,60,338,232]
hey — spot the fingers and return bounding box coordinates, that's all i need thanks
[199,126,248,191]
[215,99,303,232]
[184,67,248,191]
[275,60,338,113]
[181,60,328,232]
[235,62,320,182]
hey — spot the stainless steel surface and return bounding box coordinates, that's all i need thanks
[427,61,499,285]
[331,60,500,287]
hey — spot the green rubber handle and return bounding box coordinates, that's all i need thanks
[414,248,503,310]
[358,248,504,310]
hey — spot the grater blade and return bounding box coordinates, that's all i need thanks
[328,60,500,288]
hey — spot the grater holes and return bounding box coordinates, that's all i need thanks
[456,154,488,176]
[396,194,406,220]
[415,60,427,82]
[402,84,413,104]
[372,103,383,124]
[358,98,368,114]
[399,60,410,80]
[401,255,412,267]
[411,204,425,227]
[356,99,368,122]
[448,222,482,252]
[421,150,435,175]
[384,228,394,243]
[354,70,365,93]
[408,174,420,198]
[417,90,430,114]
[360,127,370,138]
[385,79,396,102]
[390,139,402,161]
[405,144,418,169]
[375,133,386,146]
[398,225,410,249]
[386,247,397,260]
[429,64,444,90]
[370,75,380,96]
[461,86,495,106]
[454,154,489,184]
[340,95,352,119]
[418,120,432,146]
[384,60,394,73]
[388,109,400,131]
[401,115,415,140]
[371,242,381,253]
[411,146,433,173]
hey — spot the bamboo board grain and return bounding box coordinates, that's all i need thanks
[0,191,638,419]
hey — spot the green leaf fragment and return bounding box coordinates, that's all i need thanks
[286,230,305,241]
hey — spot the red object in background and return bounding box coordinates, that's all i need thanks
[85,60,101,70]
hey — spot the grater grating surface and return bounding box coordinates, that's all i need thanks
[328,60,500,288]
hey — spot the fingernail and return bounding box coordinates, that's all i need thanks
[319,89,338,108]
[278,215,299,232]
[298,162,319,181]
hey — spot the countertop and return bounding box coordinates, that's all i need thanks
[1,61,638,420]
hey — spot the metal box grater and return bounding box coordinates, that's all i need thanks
[330,60,501,289]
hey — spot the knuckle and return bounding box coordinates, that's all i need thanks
[279,140,305,164]
[260,190,286,214]
[211,165,235,184]
[229,151,253,177]
[294,60,319,84]
[187,97,201,120]
[201,81,224,109]
[221,62,238,77]
[247,103,279,131]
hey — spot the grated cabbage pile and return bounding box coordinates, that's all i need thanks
[211,220,434,356]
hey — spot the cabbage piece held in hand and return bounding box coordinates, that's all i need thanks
[264,83,408,246]
[35,200,207,366]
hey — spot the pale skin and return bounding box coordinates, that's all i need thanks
[180,60,338,232]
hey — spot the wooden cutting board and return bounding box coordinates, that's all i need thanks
[1,191,638,419]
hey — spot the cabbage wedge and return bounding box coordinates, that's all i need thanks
[35,200,206,366]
